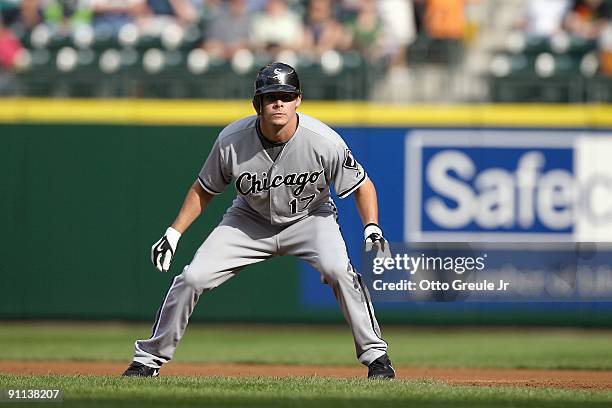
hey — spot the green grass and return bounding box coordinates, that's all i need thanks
[0,375,611,408]
[1,323,611,407]
[0,322,611,370]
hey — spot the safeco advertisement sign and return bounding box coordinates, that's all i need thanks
[405,130,612,242]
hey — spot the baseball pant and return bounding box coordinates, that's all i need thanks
[133,204,388,368]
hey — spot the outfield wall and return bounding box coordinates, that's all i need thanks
[2,99,612,326]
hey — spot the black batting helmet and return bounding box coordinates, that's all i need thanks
[254,62,301,96]
[253,62,301,113]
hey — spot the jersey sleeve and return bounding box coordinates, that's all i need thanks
[197,139,231,195]
[330,142,368,199]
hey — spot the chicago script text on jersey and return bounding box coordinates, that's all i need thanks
[236,170,324,196]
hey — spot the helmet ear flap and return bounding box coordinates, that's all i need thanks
[253,95,261,115]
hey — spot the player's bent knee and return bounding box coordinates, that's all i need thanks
[181,267,199,289]
[182,267,217,291]
[319,258,350,284]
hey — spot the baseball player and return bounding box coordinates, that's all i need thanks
[122,62,395,379]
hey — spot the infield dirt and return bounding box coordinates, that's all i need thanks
[1,361,611,391]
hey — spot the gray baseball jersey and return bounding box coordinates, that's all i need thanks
[197,113,367,224]
[132,113,388,371]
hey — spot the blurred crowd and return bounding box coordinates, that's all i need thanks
[518,0,612,75]
[0,0,473,70]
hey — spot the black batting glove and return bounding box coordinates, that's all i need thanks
[364,223,391,258]
[151,227,181,272]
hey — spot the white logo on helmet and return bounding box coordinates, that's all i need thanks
[272,67,287,83]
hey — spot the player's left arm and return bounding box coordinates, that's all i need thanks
[328,139,387,248]
[353,178,378,226]
[354,178,389,252]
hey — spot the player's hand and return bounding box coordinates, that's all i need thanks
[151,227,182,272]
[364,223,391,258]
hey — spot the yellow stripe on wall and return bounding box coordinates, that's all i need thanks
[0,98,611,128]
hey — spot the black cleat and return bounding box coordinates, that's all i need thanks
[122,361,160,377]
[368,354,395,379]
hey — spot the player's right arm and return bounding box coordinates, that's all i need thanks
[152,133,230,273]
[151,181,214,272]
[152,134,231,272]
[171,180,214,233]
